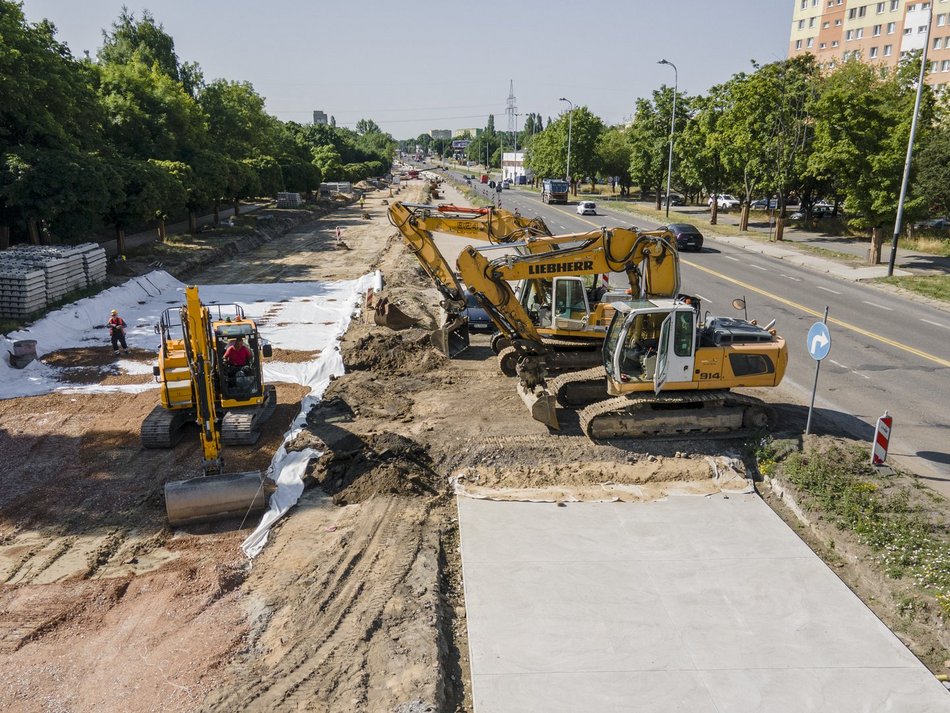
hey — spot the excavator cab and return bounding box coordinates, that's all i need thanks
[552,276,592,331]
[214,322,271,403]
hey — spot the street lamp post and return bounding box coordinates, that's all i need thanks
[559,97,573,188]
[888,3,933,275]
[658,59,678,219]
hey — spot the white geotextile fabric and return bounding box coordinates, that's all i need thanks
[241,271,381,558]
[0,268,384,558]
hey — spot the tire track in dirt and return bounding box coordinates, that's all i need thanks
[204,496,443,712]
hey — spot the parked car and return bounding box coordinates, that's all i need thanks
[577,201,597,216]
[660,223,704,252]
[750,198,778,210]
[501,179,512,189]
[464,293,496,332]
[664,194,684,207]
[913,217,950,230]
[708,194,741,211]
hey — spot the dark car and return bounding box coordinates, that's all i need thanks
[660,223,704,252]
[750,197,778,210]
[464,293,496,332]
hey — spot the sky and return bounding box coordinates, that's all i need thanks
[20,0,794,139]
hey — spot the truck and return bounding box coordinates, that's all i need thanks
[542,179,570,204]
[480,174,489,184]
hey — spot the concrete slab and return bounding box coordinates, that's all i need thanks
[458,494,950,713]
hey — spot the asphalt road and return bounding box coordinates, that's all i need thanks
[443,173,950,494]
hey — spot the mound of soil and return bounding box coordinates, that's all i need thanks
[344,327,445,374]
[311,431,443,504]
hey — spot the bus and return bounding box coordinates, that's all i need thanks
[542,179,570,204]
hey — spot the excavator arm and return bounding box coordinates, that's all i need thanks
[386,201,470,356]
[182,285,223,474]
[407,203,553,242]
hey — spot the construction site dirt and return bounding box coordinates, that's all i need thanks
[1,183,946,712]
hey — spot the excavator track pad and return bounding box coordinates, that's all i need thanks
[141,405,194,449]
[579,391,774,441]
[221,385,277,445]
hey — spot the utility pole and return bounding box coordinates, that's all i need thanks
[658,59,678,219]
[888,3,933,275]
[559,97,573,187]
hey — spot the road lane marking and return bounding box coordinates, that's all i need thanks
[751,264,768,271]
[781,274,802,281]
[725,256,740,262]
[816,286,841,294]
[920,318,949,329]
[682,259,950,368]
[862,300,893,311]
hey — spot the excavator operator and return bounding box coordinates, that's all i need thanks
[223,335,252,379]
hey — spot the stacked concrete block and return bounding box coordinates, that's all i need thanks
[276,192,302,208]
[0,243,108,318]
[0,264,47,319]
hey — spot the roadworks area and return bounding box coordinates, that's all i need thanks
[0,183,946,712]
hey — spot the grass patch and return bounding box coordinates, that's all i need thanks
[899,235,950,257]
[763,440,950,614]
[876,275,950,302]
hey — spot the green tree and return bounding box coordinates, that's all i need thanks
[597,126,633,195]
[97,58,208,162]
[525,106,604,192]
[98,7,202,96]
[627,90,675,208]
[913,119,950,219]
[198,79,275,159]
[808,55,932,259]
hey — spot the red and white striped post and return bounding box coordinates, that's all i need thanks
[871,411,893,466]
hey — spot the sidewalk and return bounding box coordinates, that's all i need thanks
[99,202,265,257]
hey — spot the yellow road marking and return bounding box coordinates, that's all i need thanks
[684,260,950,369]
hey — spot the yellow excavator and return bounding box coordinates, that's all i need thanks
[142,285,277,526]
[568,297,788,439]
[383,201,556,356]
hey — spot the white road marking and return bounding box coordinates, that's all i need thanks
[724,256,740,262]
[816,286,841,295]
[862,300,893,311]
[830,359,871,380]
[781,274,802,282]
[751,264,768,271]
[920,318,950,329]
[694,294,710,303]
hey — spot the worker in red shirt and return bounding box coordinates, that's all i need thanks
[108,309,128,354]
[223,335,252,373]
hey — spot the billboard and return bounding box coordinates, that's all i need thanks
[451,140,471,149]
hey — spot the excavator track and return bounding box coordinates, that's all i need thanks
[579,391,772,441]
[221,385,277,446]
[141,406,194,449]
[546,366,609,408]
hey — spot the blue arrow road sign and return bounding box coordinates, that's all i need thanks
[807,322,831,361]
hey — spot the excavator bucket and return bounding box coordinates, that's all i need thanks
[373,296,418,331]
[165,471,276,527]
[430,314,470,358]
[518,382,559,430]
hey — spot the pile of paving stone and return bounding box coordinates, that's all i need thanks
[0,243,107,319]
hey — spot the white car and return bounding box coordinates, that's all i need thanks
[577,201,597,215]
[708,194,741,211]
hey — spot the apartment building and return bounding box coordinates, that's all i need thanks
[789,0,950,89]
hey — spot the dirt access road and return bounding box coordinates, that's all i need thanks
[2,181,942,712]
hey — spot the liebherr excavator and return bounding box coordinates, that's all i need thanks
[143,285,276,526]
[567,298,788,439]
